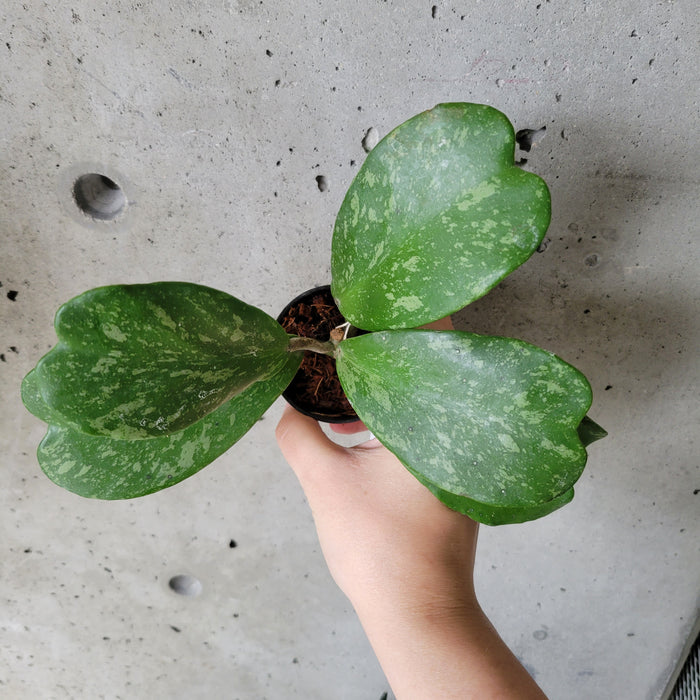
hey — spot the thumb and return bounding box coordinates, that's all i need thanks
[275,405,349,484]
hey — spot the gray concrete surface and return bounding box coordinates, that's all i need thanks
[1,1,698,698]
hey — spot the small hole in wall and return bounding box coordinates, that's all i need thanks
[72,173,126,221]
[168,574,202,597]
[316,175,328,192]
[515,127,547,153]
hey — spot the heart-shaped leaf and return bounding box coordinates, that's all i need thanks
[33,282,292,440]
[336,330,591,514]
[21,352,300,499]
[331,103,551,330]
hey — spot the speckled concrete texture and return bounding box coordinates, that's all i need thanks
[1,2,698,698]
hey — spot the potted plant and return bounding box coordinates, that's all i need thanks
[21,102,605,525]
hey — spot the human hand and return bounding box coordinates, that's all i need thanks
[275,314,548,699]
[275,405,480,619]
[276,409,547,699]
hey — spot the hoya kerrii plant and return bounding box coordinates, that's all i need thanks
[21,102,605,526]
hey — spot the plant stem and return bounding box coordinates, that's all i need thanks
[287,336,338,357]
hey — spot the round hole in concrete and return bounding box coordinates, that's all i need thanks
[72,173,126,221]
[168,574,203,597]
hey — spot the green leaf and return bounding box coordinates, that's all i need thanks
[577,415,608,446]
[32,283,292,439]
[432,487,576,526]
[336,330,591,515]
[21,352,300,499]
[412,469,575,526]
[331,103,551,330]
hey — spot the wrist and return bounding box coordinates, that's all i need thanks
[336,514,480,632]
[353,589,547,700]
[350,558,480,639]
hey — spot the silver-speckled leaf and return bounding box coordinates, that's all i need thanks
[336,330,592,515]
[410,466,575,526]
[331,103,551,330]
[21,352,300,499]
[32,283,292,439]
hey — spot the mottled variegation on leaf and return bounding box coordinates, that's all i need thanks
[336,331,592,517]
[33,283,292,440]
[21,353,300,499]
[331,103,551,330]
[411,471,575,526]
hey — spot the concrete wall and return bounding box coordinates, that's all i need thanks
[2,1,697,698]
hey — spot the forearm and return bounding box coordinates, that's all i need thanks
[354,594,548,700]
[276,402,547,698]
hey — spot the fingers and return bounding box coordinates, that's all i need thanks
[275,405,349,482]
[329,420,369,435]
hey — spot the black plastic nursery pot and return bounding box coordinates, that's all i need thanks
[277,285,362,424]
